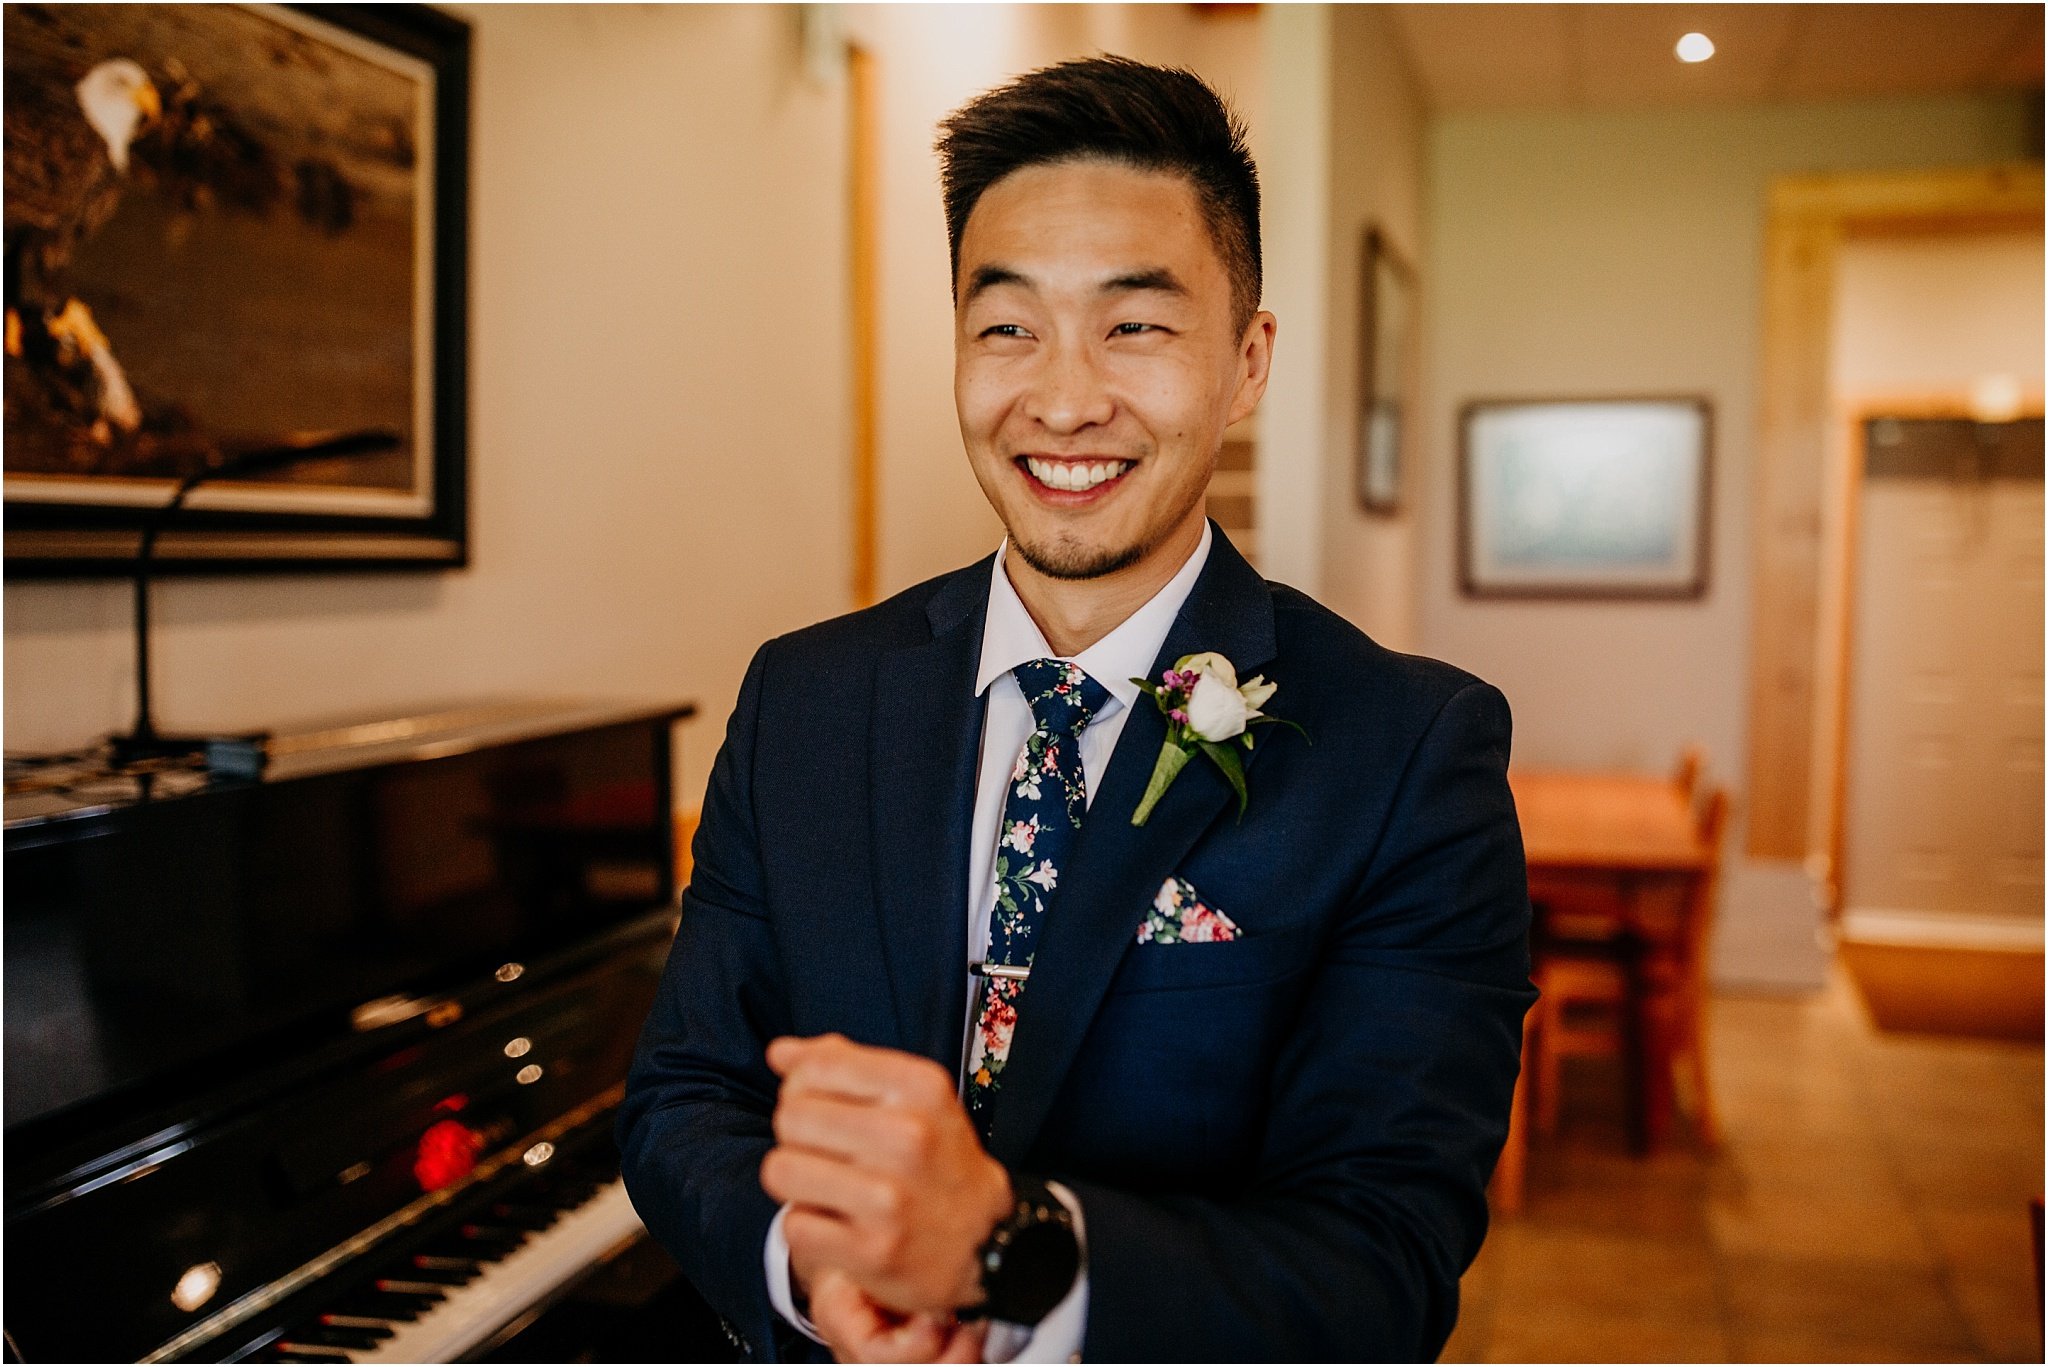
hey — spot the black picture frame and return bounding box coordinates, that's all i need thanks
[1355,225,1413,516]
[3,3,470,576]
[1457,396,1713,600]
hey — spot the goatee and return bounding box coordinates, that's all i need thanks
[1011,534,1148,581]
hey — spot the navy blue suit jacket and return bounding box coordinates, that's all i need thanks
[619,528,1533,1362]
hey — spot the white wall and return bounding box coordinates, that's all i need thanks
[1418,93,2038,988]
[1256,4,1332,597]
[1319,4,1426,650]
[6,5,854,806]
[1258,4,1427,649]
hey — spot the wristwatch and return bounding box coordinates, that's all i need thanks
[961,1174,1081,1326]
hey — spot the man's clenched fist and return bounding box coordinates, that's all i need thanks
[762,1034,1014,1317]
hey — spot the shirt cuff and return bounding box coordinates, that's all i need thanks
[985,1179,1089,1364]
[763,1204,828,1345]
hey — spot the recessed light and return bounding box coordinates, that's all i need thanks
[1676,32,1715,63]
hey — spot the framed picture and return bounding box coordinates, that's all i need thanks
[1458,397,1712,599]
[1355,225,1413,516]
[3,3,469,575]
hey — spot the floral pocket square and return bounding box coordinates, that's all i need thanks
[1136,877,1240,944]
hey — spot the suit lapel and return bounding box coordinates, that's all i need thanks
[868,560,991,1069]
[984,529,1279,1165]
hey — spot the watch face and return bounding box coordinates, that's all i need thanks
[985,1209,1081,1326]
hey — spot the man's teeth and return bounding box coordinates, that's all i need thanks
[1024,457,1132,491]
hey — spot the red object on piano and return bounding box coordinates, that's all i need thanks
[414,1118,484,1192]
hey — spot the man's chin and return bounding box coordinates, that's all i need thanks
[1011,533,1147,582]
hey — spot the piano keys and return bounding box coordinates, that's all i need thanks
[4,701,732,1363]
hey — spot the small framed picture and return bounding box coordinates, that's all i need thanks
[1355,226,1413,516]
[1458,397,1712,599]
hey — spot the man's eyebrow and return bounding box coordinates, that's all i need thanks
[961,265,1191,306]
[963,264,1028,305]
[1101,268,1188,298]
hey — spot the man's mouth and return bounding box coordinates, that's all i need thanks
[1015,455,1135,498]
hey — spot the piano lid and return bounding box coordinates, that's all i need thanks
[4,699,691,1143]
[4,697,696,833]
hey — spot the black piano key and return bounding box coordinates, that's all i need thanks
[283,1326,387,1350]
[409,1254,484,1275]
[457,1222,532,1248]
[371,1278,450,1299]
[385,1264,469,1286]
[487,1201,560,1231]
[316,1316,396,1339]
[334,1290,437,1322]
[420,1234,518,1264]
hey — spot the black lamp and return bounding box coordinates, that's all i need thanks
[109,428,402,769]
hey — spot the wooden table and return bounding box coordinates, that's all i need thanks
[1493,769,1713,1211]
[1513,770,1711,877]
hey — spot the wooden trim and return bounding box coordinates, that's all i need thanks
[675,808,700,889]
[1743,163,2044,861]
[848,42,880,608]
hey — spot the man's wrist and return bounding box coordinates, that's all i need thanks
[961,1172,1082,1328]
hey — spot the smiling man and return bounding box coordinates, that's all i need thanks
[620,57,1533,1363]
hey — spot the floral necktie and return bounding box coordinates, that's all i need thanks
[964,658,1110,1137]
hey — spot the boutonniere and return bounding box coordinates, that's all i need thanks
[1129,651,1307,826]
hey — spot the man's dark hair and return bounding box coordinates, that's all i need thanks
[935,55,1261,331]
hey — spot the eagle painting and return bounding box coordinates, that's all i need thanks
[3,2,422,499]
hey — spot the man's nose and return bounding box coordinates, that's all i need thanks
[1023,339,1114,434]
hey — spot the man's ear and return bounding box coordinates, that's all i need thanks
[1226,310,1277,428]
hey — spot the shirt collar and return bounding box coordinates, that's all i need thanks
[975,521,1214,712]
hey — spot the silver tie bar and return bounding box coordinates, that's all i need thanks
[971,962,1030,982]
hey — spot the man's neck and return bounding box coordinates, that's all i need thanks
[1004,514,1206,658]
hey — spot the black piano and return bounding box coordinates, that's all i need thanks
[5,701,734,1363]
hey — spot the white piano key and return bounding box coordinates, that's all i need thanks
[353,1180,644,1364]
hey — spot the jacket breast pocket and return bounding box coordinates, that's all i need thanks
[1108,920,1317,995]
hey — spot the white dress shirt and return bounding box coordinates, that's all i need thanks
[765,524,1214,1362]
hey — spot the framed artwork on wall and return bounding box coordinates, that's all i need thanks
[1458,397,1712,599]
[3,3,469,575]
[1355,225,1413,516]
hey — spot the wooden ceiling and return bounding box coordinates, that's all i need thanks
[1382,3,2043,112]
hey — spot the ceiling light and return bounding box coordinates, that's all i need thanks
[1676,32,1715,63]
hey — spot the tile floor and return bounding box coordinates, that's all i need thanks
[1444,971,2044,1363]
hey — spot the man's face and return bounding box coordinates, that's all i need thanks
[953,159,1273,582]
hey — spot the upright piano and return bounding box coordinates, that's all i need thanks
[5,700,733,1363]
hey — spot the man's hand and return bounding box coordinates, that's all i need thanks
[762,1033,1013,1316]
[809,1267,989,1364]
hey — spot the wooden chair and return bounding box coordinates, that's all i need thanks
[1526,787,1729,1147]
[1673,742,1708,800]
[1667,787,1730,1143]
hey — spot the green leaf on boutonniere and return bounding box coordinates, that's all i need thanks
[1249,715,1311,743]
[1131,741,1192,827]
[1195,739,1249,817]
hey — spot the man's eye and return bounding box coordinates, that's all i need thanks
[1111,322,1161,336]
[981,324,1032,339]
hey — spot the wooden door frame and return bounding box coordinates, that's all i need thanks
[848,41,880,608]
[1743,164,2043,865]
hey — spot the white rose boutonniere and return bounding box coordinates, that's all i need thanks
[1129,652,1306,826]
